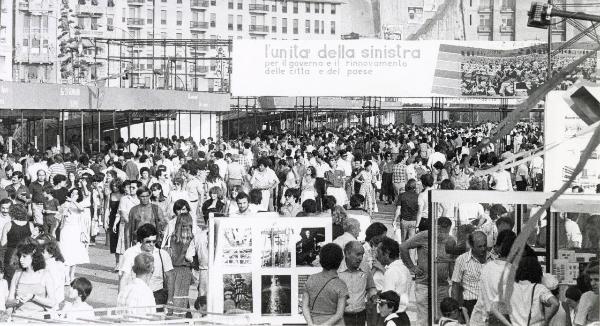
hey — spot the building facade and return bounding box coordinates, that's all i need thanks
[0,0,13,81]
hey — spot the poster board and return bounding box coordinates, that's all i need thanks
[544,91,600,193]
[208,215,332,324]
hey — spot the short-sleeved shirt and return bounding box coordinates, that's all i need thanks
[395,191,419,221]
[305,272,348,324]
[451,251,493,301]
[338,266,375,313]
[118,244,174,292]
[509,281,554,326]
[382,259,411,313]
[574,291,599,326]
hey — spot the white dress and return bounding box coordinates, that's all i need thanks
[59,202,90,266]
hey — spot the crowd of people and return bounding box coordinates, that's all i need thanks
[0,119,596,325]
[461,51,597,96]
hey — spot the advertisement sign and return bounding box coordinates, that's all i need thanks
[232,40,597,97]
[208,216,332,324]
[544,91,600,193]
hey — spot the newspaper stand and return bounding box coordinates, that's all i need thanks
[10,306,257,325]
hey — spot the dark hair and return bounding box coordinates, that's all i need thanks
[249,189,263,205]
[380,237,400,260]
[440,297,460,316]
[440,179,454,190]
[438,216,452,228]
[577,274,592,293]
[136,186,151,197]
[12,171,23,179]
[70,277,93,302]
[53,174,67,186]
[0,198,11,207]
[136,223,157,243]
[284,188,299,200]
[379,290,400,312]
[140,167,150,175]
[495,230,516,258]
[566,285,582,302]
[515,255,543,283]
[365,222,387,244]
[433,161,445,170]
[149,183,165,202]
[172,199,191,215]
[306,166,316,178]
[301,199,317,213]
[349,194,365,209]
[68,188,84,202]
[496,216,515,229]
[42,240,65,263]
[490,204,508,220]
[420,173,434,188]
[405,179,417,192]
[319,243,343,271]
[323,196,336,211]
[16,243,46,272]
[236,191,249,202]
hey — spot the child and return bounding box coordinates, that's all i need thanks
[439,297,469,326]
[42,187,60,238]
[377,290,410,326]
[58,277,94,320]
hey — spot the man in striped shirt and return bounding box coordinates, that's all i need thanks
[391,154,408,198]
[450,231,492,317]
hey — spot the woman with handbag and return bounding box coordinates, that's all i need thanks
[161,203,195,317]
[59,188,90,282]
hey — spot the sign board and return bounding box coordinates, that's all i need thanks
[544,91,600,193]
[208,216,332,324]
[231,40,597,97]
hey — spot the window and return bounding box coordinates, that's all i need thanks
[501,14,514,32]
[211,0,216,5]
[314,20,319,33]
[237,15,242,31]
[331,4,336,14]
[305,20,310,33]
[479,13,491,31]
[78,17,85,29]
[293,19,298,34]
[161,32,167,39]
[501,0,515,10]
[321,20,324,34]
[161,10,167,24]
[408,7,423,20]
[282,18,287,33]
[314,3,319,13]
[177,0,182,3]
[108,0,114,7]
[330,21,335,34]
[107,16,114,31]
[469,14,472,25]
[210,13,216,27]
[271,17,277,32]
[282,2,287,13]
[237,0,242,9]
[272,4,276,12]
[91,17,98,30]
[147,9,153,24]
[228,14,234,30]
[293,1,298,13]
[176,33,182,39]
[177,11,182,26]
[228,0,233,9]
[306,3,310,13]
[22,38,29,47]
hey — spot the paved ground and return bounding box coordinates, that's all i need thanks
[77,201,417,320]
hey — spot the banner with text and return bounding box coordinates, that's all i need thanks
[231,40,598,97]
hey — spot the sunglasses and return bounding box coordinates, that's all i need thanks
[143,239,156,244]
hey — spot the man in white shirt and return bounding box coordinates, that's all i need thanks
[117,252,158,315]
[118,224,173,304]
[250,158,278,211]
[213,151,228,180]
[377,237,411,318]
[427,145,447,170]
[564,213,582,248]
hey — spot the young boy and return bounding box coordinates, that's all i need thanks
[378,290,410,326]
[59,277,94,320]
[439,297,469,326]
[42,187,60,238]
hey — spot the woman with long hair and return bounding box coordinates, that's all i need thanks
[106,179,124,271]
[205,164,227,197]
[41,240,69,307]
[6,243,56,315]
[225,185,241,215]
[150,182,169,219]
[354,161,376,214]
[201,186,226,224]
[167,177,189,217]
[162,201,195,315]
[1,204,37,283]
[59,188,90,282]
[300,166,317,205]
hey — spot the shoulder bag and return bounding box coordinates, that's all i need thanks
[527,284,538,326]
[154,247,169,305]
[310,276,338,312]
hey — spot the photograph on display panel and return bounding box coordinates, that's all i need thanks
[222,227,253,265]
[261,227,293,268]
[223,273,253,314]
[261,275,292,316]
[297,274,310,314]
[295,227,326,266]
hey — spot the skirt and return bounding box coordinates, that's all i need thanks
[115,221,129,255]
[381,173,394,198]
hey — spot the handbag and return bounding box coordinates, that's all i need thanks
[154,248,169,305]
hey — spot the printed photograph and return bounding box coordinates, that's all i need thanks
[261,227,293,268]
[261,275,292,316]
[295,227,326,266]
[223,273,253,314]
[297,274,310,314]
[222,227,253,265]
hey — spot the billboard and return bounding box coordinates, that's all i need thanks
[545,91,600,193]
[231,40,597,97]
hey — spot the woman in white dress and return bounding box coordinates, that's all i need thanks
[300,166,317,205]
[41,240,69,308]
[59,188,90,282]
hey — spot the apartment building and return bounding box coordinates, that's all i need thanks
[0,0,13,81]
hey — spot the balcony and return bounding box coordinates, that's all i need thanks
[190,21,209,31]
[77,4,105,16]
[478,6,492,12]
[499,25,513,33]
[18,0,54,11]
[127,0,144,6]
[191,45,209,53]
[477,25,491,33]
[249,25,269,34]
[79,29,104,37]
[127,18,145,28]
[190,66,209,74]
[249,4,269,13]
[14,52,54,64]
[191,0,209,10]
